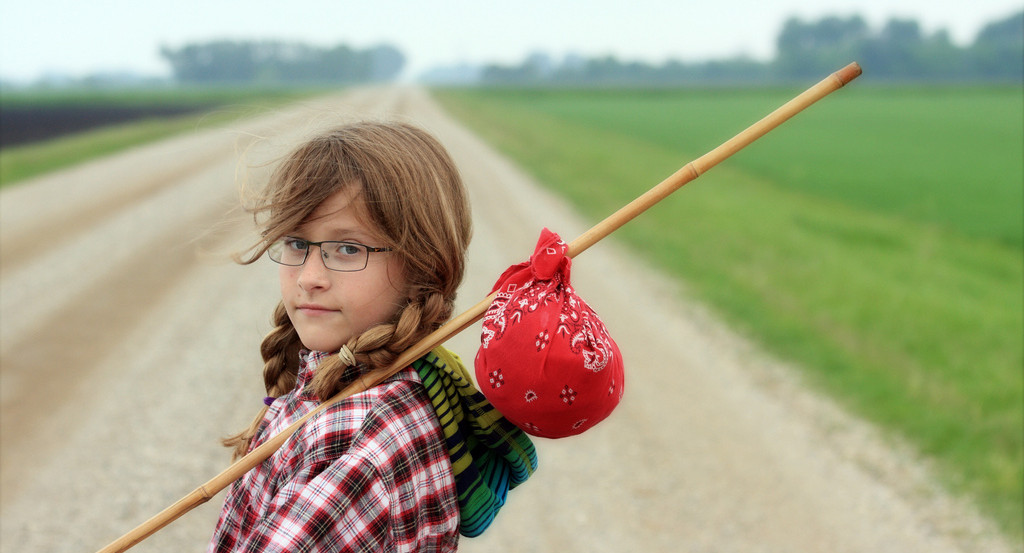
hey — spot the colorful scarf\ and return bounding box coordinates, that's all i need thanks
[412,347,538,538]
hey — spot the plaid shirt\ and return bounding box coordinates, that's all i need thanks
[208,350,460,553]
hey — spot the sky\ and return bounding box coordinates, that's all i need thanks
[0,0,1020,82]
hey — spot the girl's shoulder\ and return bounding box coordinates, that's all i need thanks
[302,366,442,464]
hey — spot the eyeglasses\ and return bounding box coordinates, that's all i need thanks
[267,237,392,272]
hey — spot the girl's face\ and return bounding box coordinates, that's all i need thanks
[278,186,410,354]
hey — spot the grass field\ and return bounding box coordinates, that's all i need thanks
[0,87,318,186]
[433,84,1024,542]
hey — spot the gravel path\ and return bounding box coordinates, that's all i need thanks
[0,87,1010,553]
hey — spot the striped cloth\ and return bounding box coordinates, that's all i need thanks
[412,347,538,537]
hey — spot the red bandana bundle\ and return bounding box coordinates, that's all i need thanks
[475,228,625,438]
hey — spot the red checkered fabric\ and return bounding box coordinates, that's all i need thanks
[475,228,625,438]
[208,350,459,553]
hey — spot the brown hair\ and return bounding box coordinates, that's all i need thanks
[224,121,472,459]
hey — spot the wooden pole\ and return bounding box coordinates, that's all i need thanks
[96,61,862,553]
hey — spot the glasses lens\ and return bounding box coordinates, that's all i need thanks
[268,238,308,266]
[321,242,369,271]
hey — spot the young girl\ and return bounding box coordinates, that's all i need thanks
[208,122,536,552]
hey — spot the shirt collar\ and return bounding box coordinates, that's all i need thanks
[294,349,364,401]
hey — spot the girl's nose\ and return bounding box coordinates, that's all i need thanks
[296,245,332,291]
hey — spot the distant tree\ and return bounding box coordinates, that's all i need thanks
[160,40,406,85]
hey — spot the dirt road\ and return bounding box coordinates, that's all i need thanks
[0,88,1011,553]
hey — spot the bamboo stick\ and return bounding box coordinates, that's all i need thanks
[96,61,861,553]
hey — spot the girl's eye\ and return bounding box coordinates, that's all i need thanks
[333,243,363,257]
[284,238,308,251]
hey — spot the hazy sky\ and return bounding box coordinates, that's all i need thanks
[0,0,1020,81]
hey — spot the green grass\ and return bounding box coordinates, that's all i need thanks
[433,85,1024,543]
[0,87,320,187]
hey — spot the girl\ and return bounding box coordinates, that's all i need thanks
[209,121,536,552]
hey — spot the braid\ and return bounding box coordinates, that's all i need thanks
[312,291,451,400]
[260,302,302,397]
[223,301,301,460]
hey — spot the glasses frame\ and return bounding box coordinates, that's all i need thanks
[267,237,393,272]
